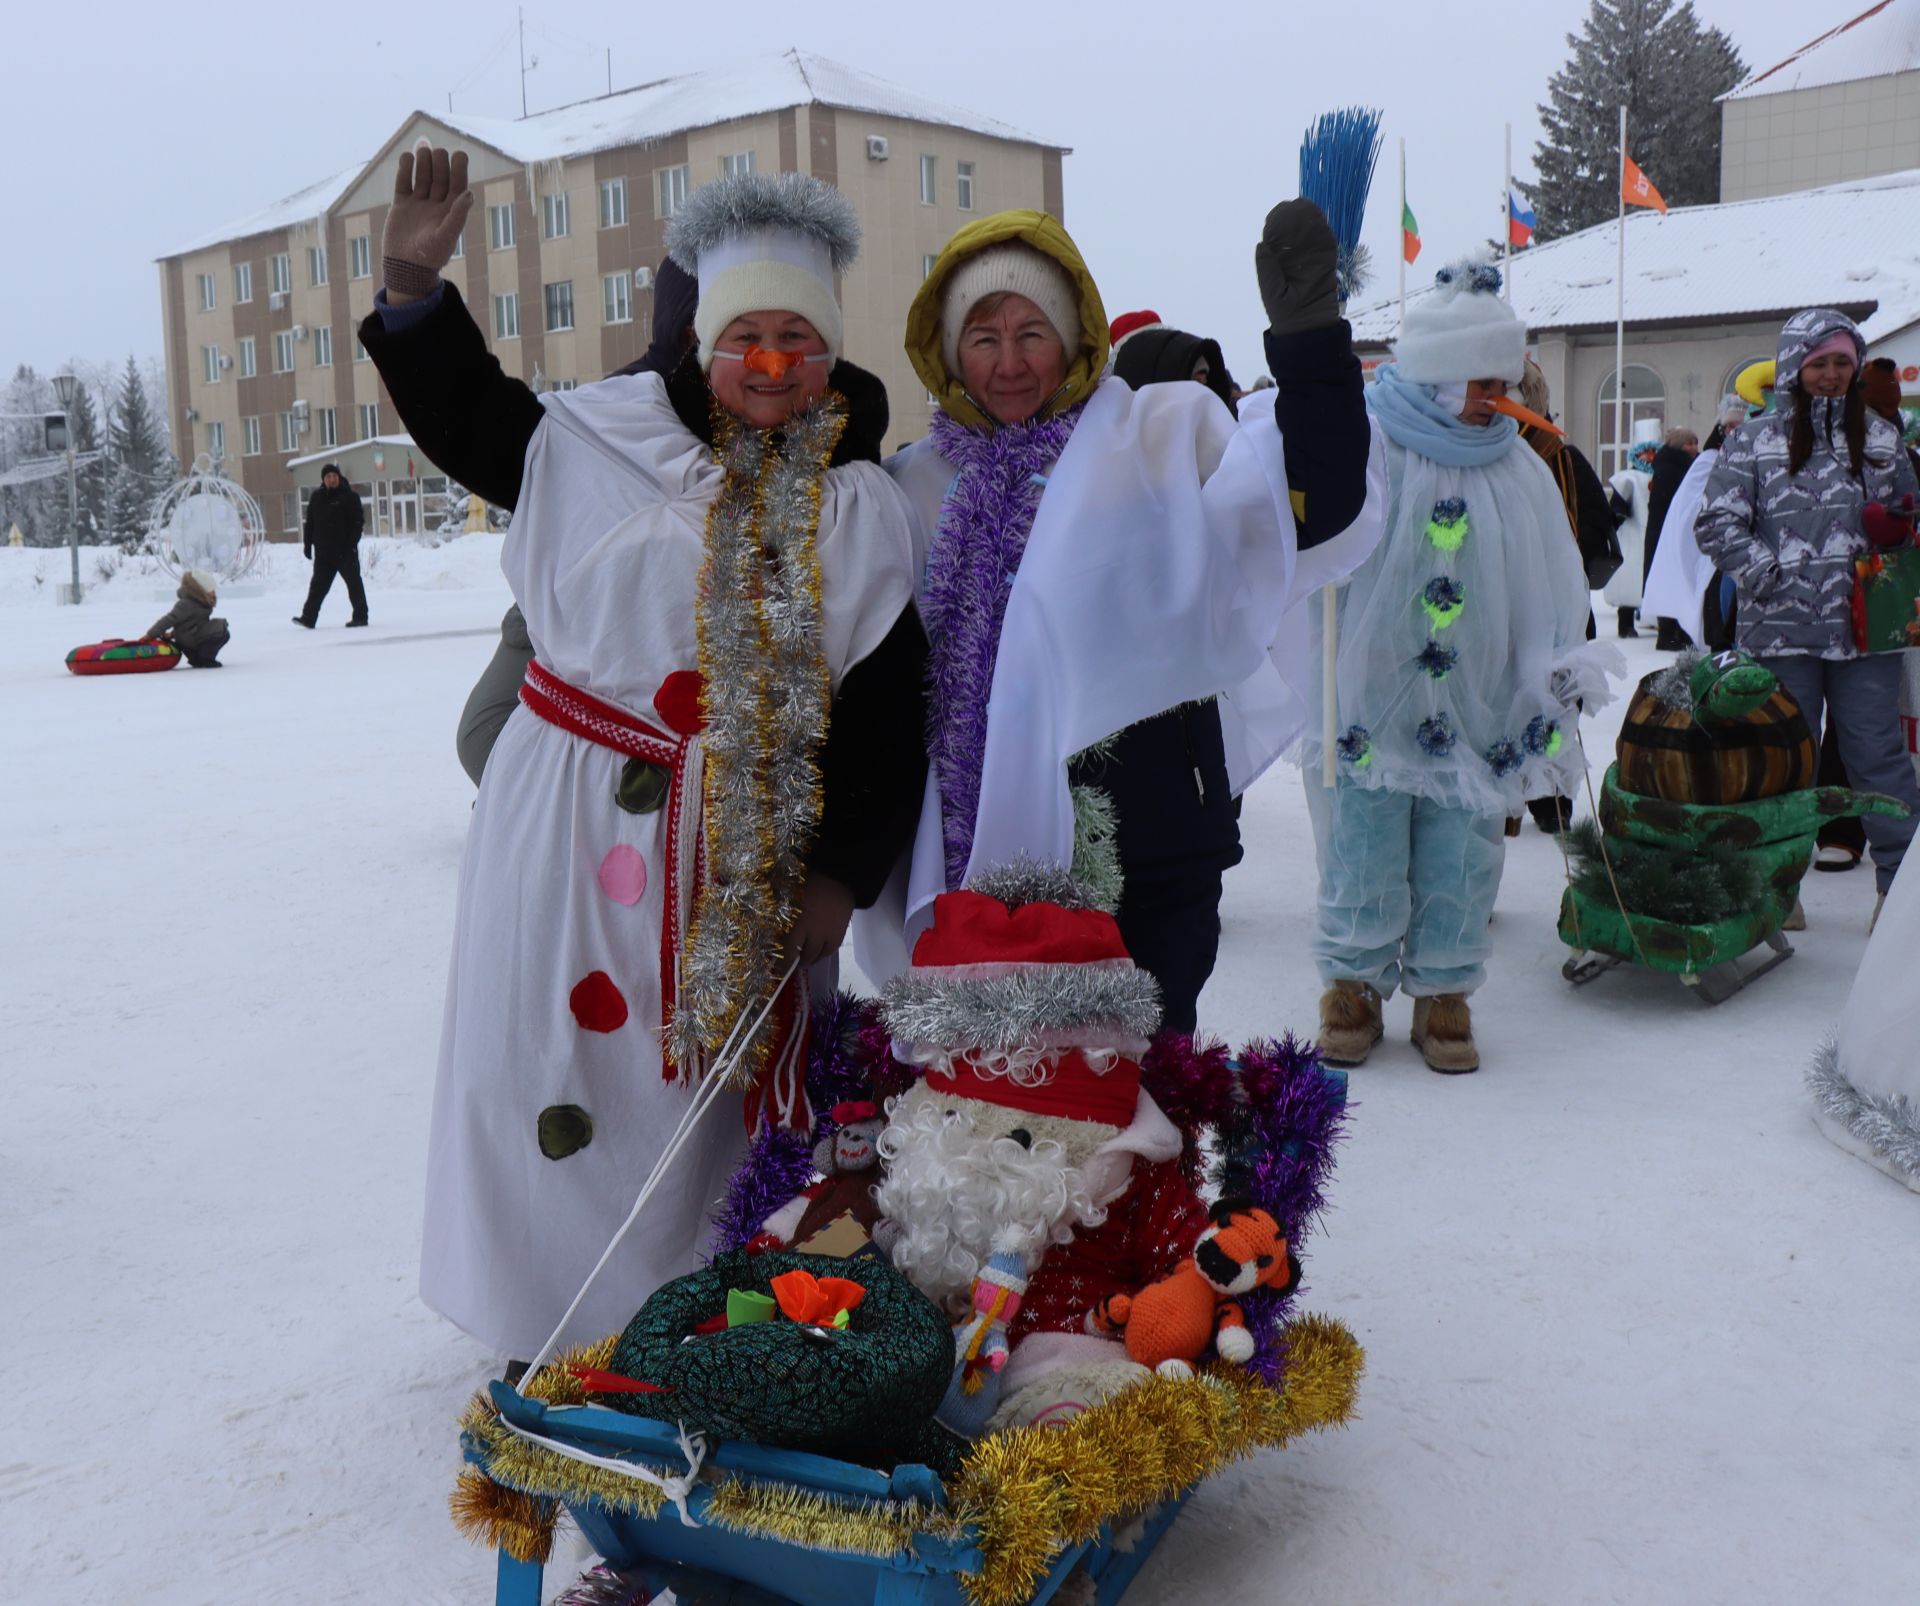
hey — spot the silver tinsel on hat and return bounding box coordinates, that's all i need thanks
[670,394,847,1084]
[666,171,861,277]
[881,963,1162,1057]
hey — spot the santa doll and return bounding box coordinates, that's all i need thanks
[872,866,1219,1427]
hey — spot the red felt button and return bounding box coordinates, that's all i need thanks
[569,970,629,1033]
[653,670,707,737]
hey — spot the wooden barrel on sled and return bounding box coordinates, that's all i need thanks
[1615,680,1814,804]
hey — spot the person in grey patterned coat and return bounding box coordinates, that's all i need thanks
[1695,307,1920,899]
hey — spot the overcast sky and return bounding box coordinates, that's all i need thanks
[9,0,1825,389]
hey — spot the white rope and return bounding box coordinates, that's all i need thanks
[518,958,802,1393]
[496,1416,709,1528]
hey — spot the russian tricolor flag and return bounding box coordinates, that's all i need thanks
[1508,186,1535,248]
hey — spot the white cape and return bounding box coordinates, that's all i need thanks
[1809,856,1920,1193]
[1640,449,1720,643]
[856,379,1386,982]
[1604,468,1650,609]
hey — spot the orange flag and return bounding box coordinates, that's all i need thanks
[1622,154,1668,213]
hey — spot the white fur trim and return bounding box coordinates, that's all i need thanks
[1155,1358,1195,1380]
[997,1330,1132,1396]
[1215,1324,1254,1364]
[760,1193,809,1243]
[1082,1090,1182,1206]
[695,258,843,370]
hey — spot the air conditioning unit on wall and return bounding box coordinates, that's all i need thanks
[269,292,286,311]
[291,399,310,420]
[218,354,233,369]
[292,324,308,340]
[633,266,654,290]
[866,136,889,161]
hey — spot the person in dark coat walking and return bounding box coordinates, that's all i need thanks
[1642,427,1699,650]
[1092,318,1248,1034]
[295,464,368,628]
[454,256,700,784]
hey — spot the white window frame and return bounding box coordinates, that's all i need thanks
[272,331,295,373]
[358,402,381,440]
[551,378,580,392]
[493,291,520,340]
[279,411,301,454]
[233,261,253,303]
[313,326,333,367]
[238,336,256,378]
[956,161,975,211]
[721,151,756,179]
[307,245,328,287]
[488,202,515,251]
[319,406,337,448]
[544,280,575,333]
[202,344,221,383]
[283,492,300,533]
[658,164,689,218]
[542,191,570,239]
[598,176,627,228]
[451,231,464,259]
[353,336,368,364]
[922,253,938,279]
[270,253,292,295]
[206,419,225,457]
[197,273,217,312]
[349,235,371,279]
[243,415,262,457]
[603,272,632,325]
[919,155,937,206]
[1597,364,1667,478]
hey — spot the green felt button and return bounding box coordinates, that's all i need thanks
[726,1289,777,1327]
[615,758,672,814]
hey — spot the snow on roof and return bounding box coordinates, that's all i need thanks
[288,435,415,471]
[162,163,366,260]
[1349,169,1920,349]
[438,47,1060,164]
[1719,0,1920,102]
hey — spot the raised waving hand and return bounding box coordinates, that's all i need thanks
[381,139,474,304]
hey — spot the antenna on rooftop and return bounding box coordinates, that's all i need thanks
[518,7,528,118]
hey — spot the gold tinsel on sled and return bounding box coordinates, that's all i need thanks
[450,1315,1362,1601]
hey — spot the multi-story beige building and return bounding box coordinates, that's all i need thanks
[1717,0,1920,202]
[157,49,1066,537]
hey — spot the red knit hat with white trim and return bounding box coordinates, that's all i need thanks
[879,864,1162,1130]
[1108,309,1165,359]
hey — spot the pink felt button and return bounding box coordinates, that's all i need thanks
[597,844,648,905]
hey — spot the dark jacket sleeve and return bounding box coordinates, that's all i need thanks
[348,488,366,540]
[357,282,547,512]
[456,605,536,786]
[1262,318,1369,550]
[805,604,930,908]
[1566,447,1619,573]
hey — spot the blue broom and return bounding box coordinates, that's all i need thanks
[1298,107,1384,304]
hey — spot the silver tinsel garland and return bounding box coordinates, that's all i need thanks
[1807,1035,1920,1185]
[881,963,1162,1055]
[671,396,846,1083]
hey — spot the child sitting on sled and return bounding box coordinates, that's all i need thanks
[142,569,229,667]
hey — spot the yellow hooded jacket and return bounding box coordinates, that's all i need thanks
[904,210,1112,432]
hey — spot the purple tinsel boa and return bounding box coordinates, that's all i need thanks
[921,401,1087,889]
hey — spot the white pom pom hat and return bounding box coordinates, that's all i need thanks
[1394,261,1527,386]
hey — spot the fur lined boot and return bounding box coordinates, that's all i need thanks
[1317,980,1384,1067]
[1411,993,1479,1074]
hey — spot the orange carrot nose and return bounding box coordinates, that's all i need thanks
[1486,394,1564,436]
[743,346,803,379]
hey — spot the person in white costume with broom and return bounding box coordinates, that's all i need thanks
[360,144,927,1360]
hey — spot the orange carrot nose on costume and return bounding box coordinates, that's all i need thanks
[743,347,806,379]
[1486,394,1563,436]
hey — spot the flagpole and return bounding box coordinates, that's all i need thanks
[1398,136,1407,326]
[1503,122,1512,302]
[1615,103,1627,478]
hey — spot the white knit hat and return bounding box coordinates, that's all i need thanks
[1394,261,1526,386]
[939,244,1082,376]
[665,172,861,370]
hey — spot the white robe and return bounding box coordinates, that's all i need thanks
[854,378,1387,982]
[1640,449,1720,644]
[422,374,916,1357]
[1811,854,1920,1193]
[1604,468,1651,609]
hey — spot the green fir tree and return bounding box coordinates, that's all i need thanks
[107,354,171,547]
[1523,0,1745,242]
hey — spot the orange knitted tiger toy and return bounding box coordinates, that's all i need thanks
[1091,1198,1299,1379]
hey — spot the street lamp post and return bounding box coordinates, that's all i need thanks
[50,372,81,604]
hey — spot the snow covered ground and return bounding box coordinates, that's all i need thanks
[5,539,1916,1605]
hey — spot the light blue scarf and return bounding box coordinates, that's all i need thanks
[1366,363,1518,468]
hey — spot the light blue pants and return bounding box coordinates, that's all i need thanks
[1306,779,1507,998]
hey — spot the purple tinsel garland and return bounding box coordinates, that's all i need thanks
[921,403,1086,889]
[1141,1030,1350,1385]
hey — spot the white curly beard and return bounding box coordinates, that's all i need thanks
[873,1095,1105,1312]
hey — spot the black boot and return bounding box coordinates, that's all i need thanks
[292,616,315,629]
[345,616,369,628]
[1617,607,1639,639]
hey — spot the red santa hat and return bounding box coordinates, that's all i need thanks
[1107,308,1165,359]
[880,863,1163,1131]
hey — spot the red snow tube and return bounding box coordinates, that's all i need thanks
[65,639,183,676]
